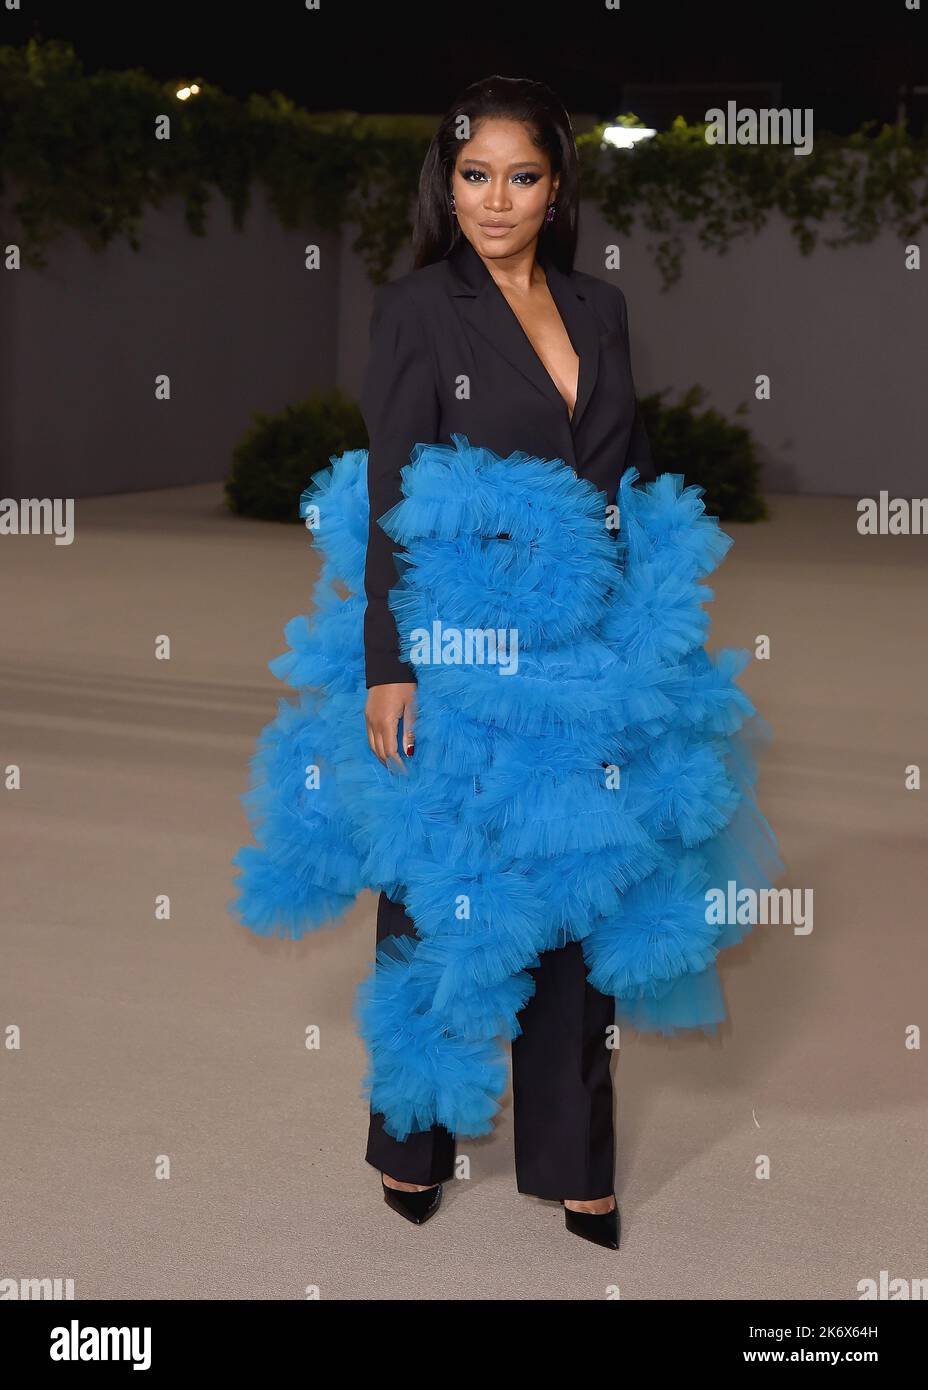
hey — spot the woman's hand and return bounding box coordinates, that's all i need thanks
[365,682,417,770]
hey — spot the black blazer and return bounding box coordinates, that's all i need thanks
[359,233,656,688]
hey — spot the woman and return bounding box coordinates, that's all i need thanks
[362,79,649,1245]
[232,76,781,1253]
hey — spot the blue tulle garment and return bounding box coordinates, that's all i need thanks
[230,433,783,1140]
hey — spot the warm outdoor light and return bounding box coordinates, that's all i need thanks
[176,84,201,101]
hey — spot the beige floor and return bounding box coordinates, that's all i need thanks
[1,482,926,1301]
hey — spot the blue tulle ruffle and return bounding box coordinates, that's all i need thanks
[231,433,783,1139]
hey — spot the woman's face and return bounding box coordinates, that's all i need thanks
[451,118,559,262]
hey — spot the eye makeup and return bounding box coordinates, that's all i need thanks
[460,167,543,186]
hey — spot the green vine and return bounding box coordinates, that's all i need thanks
[3,38,926,287]
[582,113,928,285]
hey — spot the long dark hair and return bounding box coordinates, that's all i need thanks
[412,75,580,273]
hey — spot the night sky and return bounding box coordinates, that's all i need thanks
[4,0,925,134]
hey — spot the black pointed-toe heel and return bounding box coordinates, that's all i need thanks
[560,1196,620,1250]
[381,1176,443,1225]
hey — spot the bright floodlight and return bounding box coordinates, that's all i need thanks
[602,125,657,148]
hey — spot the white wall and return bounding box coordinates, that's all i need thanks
[2,184,922,499]
[1,187,340,498]
[576,209,925,498]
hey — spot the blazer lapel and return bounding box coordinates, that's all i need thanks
[444,235,600,436]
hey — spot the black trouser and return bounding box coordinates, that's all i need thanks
[364,890,617,1200]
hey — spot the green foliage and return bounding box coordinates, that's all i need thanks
[225,388,367,522]
[638,385,767,522]
[0,38,432,283]
[3,39,927,288]
[579,113,928,286]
